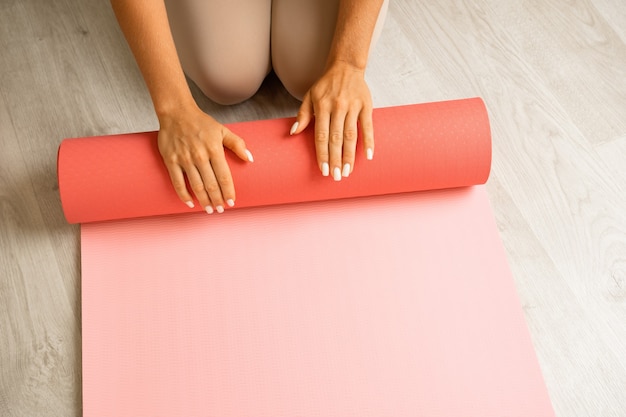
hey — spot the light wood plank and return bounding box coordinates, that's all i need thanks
[367,11,447,106]
[487,0,626,146]
[596,134,626,190]
[0,92,80,415]
[592,0,626,43]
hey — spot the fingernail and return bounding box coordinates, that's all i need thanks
[290,121,299,135]
[216,205,224,214]
[322,162,329,177]
[366,148,374,160]
[205,206,214,214]
[342,163,351,178]
[226,199,235,208]
[245,149,254,162]
[185,201,195,209]
[333,167,341,181]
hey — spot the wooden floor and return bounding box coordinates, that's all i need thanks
[1,0,624,415]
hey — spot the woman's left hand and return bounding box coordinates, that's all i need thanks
[290,61,375,181]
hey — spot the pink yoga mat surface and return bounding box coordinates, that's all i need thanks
[58,98,555,416]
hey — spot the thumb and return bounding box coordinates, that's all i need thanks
[290,91,314,136]
[223,129,254,163]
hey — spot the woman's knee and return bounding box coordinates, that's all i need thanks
[271,0,389,102]
[190,64,269,105]
[276,70,317,101]
[271,0,337,101]
[164,0,272,105]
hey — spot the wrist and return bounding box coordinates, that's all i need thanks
[155,96,199,122]
[326,55,367,72]
[325,59,367,78]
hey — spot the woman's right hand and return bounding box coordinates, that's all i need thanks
[157,104,254,214]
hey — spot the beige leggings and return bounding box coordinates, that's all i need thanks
[163,0,389,105]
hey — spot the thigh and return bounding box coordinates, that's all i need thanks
[271,0,389,100]
[164,0,272,104]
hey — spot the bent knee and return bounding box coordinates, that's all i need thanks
[274,54,325,101]
[279,76,310,102]
[276,69,319,102]
[189,65,268,105]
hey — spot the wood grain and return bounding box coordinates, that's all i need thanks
[1,0,624,416]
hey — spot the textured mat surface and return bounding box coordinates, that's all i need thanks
[58,98,554,416]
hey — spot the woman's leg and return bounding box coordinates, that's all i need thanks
[271,0,389,100]
[163,0,272,105]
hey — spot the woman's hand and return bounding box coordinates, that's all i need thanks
[290,61,374,181]
[158,104,253,214]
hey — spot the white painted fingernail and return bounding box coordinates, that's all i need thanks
[185,201,195,208]
[205,206,214,214]
[342,163,351,178]
[226,199,235,207]
[216,205,224,214]
[366,148,373,160]
[245,149,254,162]
[322,162,330,177]
[290,121,299,135]
[333,167,341,181]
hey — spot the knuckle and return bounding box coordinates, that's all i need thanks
[171,179,187,192]
[315,130,329,144]
[190,148,207,162]
[332,98,348,112]
[206,143,224,157]
[297,108,308,119]
[360,115,373,129]
[313,97,331,113]
[329,132,343,146]
[190,182,205,194]
[361,108,373,119]
[205,182,220,194]
[309,87,324,102]
[317,152,329,161]
[216,174,232,187]
[178,155,192,167]
[235,136,246,148]
[342,152,355,162]
[163,153,179,165]
[343,128,358,142]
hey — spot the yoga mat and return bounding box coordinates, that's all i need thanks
[58,98,555,416]
[58,99,490,223]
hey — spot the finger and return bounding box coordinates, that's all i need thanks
[223,129,253,163]
[291,91,314,135]
[184,163,214,214]
[197,158,228,213]
[341,109,359,178]
[206,148,235,212]
[328,107,347,182]
[314,104,331,177]
[165,163,195,208]
[360,105,375,160]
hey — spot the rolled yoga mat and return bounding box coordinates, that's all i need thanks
[58,98,555,417]
[58,98,491,223]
